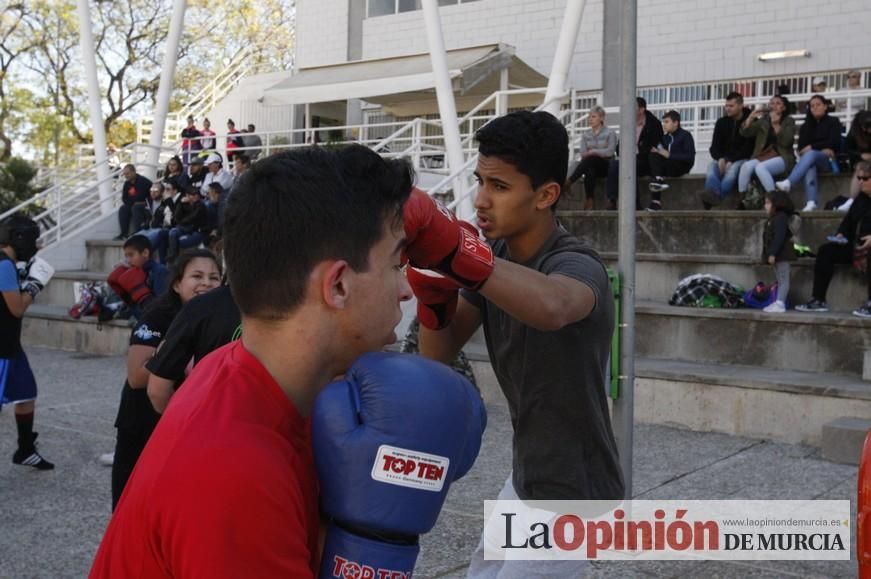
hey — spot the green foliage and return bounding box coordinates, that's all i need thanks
[0,157,40,214]
[2,0,296,166]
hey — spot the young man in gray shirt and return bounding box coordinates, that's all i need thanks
[404,110,624,577]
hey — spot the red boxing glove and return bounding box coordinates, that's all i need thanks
[403,188,494,290]
[107,264,131,303]
[407,267,462,330]
[108,265,152,305]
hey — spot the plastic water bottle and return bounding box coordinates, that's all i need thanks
[830,158,841,175]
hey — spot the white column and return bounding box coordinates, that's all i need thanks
[145,0,187,181]
[421,0,473,220]
[76,0,112,215]
[542,0,586,117]
[496,67,509,117]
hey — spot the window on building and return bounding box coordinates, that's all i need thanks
[368,0,480,17]
[368,0,395,17]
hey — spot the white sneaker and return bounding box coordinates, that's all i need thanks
[99,452,114,467]
[775,179,791,192]
[802,201,818,212]
[763,300,786,313]
[836,198,854,212]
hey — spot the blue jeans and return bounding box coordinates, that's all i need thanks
[167,228,204,260]
[785,150,829,203]
[136,229,169,264]
[738,157,786,193]
[704,159,746,199]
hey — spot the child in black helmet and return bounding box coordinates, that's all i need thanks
[0,214,55,469]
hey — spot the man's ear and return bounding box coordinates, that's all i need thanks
[536,181,562,211]
[319,260,351,310]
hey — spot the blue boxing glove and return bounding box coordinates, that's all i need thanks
[313,352,486,579]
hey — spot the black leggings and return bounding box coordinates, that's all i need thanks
[569,156,610,198]
[111,428,150,510]
[812,242,871,301]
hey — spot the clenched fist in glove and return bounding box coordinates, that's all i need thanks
[20,257,54,299]
[406,267,462,330]
[313,352,486,579]
[403,188,494,290]
[107,264,152,305]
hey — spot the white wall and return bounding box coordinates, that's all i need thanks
[635,0,870,86]
[296,0,350,68]
[295,0,871,89]
[361,0,604,91]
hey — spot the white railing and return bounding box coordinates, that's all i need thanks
[0,143,176,250]
[137,44,260,146]
[16,83,869,249]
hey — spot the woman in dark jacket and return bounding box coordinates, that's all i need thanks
[796,161,871,316]
[775,94,842,212]
[738,95,796,198]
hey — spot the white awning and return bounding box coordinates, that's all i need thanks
[261,44,547,113]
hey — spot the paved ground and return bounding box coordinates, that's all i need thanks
[0,347,860,578]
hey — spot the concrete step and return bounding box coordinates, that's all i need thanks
[634,357,871,446]
[468,353,871,447]
[822,417,871,465]
[636,300,871,377]
[41,270,107,308]
[600,252,868,311]
[22,304,130,356]
[563,173,854,211]
[558,210,843,256]
[86,239,124,273]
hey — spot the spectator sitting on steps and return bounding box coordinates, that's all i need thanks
[775,94,842,212]
[200,153,233,197]
[566,106,616,211]
[699,91,755,208]
[605,97,663,210]
[795,161,871,317]
[646,110,696,211]
[117,164,153,241]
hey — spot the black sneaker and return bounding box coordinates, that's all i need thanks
[795,299,829,313]
[646,200,663,212]
[12,448,55,470]
[853,301,871,319]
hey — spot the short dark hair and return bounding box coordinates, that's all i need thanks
[185,185,201,197]
[765,190,795,214]
[636,96,647,110]
[208,182,225,195]
[235,154,251,168]
[223,145,413,319]
[474,110,569,191]
[726,91,744,104]
[247,124,255,132]
[124,234,152,254]
[663,110,681,123]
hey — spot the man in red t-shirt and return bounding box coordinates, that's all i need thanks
[90,145,414,578]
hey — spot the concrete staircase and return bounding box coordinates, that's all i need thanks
[555,174,871,461]
[563,173,854,211]
[20,173,870,460]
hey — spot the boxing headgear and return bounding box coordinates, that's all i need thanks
[0,214,40,262]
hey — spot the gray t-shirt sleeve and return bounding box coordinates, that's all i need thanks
[460,252,608,311]
[540,251,609,312]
